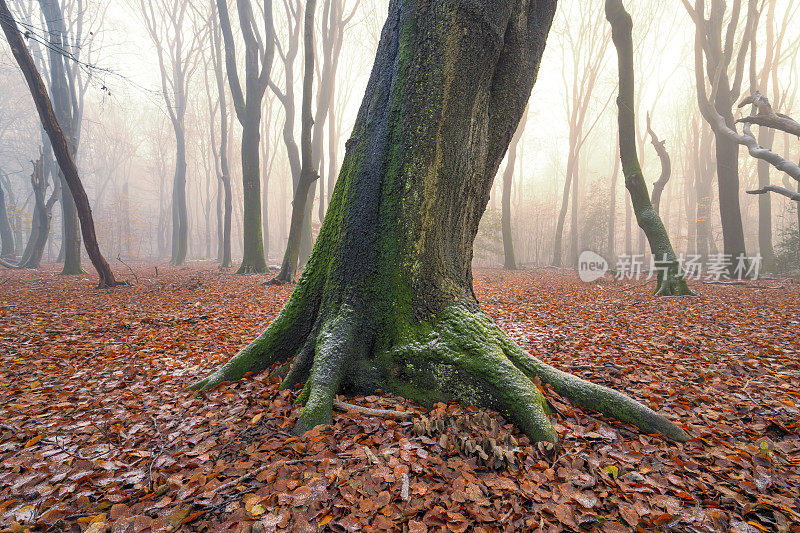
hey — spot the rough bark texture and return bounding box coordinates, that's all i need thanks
[191,0,689,446]
[0,0,118,288]
[606,0,693,296]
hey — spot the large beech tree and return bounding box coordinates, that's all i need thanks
[191,0,689,445]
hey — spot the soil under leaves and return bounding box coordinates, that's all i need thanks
[0,264,798,532]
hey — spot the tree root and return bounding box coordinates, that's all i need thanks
[333,399,414,420]
[654,270,695,296]
[189,303,690,446]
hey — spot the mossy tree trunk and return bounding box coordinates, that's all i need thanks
[192,0,689,446]
[606,0,693,297]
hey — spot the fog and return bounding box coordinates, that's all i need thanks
[1,0,799,272]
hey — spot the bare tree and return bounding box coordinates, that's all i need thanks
[207,0,233,267]
[271,0,317,283]
[552,3,611,267]
[215,0,275,273]
[606,0,692,296]
[0,0,119,286]
[645,112,672,214]
[683,0,759,270]
[139,0,204,266]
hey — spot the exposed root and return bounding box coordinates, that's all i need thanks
[333,399,414,420]
[654,270,695,297]
[292,306,365,435]
[189,301,689,446]
[435,307,690,443]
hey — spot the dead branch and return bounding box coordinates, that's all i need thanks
[333,399,414,420]
[708,93,800,183]
[737,92,800,137]
[747,185,800,202]
[645,112,671,213]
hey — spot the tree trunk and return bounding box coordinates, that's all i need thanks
[192,0,688,447]
[0,178,14,258]
[272,0,318,283]
[646,113,671,214]
[170,125,189,265]
[501,111,525,270]
[552,155,574,266]
[238,112,268,273]
[607,143,620,260]
[0,0,118,287]
[19,154,49,268]
[606,0,692,296]
[756,126,775,269]
[38,0,83,274]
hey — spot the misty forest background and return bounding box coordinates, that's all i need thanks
[1,0,799,275]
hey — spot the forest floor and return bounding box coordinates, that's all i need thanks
[0,263,798,533]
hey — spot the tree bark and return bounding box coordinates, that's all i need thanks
[271,0,318,283]
[0,0,118,287]
[192,0,688,447]
[0,177,14,258]
[606,0,693,296]
[501,110,526,270]
[645,113,671,214]
[215,0,273,273]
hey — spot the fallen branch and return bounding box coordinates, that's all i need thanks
[747,185,800,202]
[0,257,19,269]
[333,399,414,420]
[117,254,139,284]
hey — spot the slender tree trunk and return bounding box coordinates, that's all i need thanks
[552,155,574,266]
[272,0,318,283]
[171,126,189,265]
[501,112,525,270]
[192,0,688,448]
[38,0,83,274]
[607,143,620,260]
[0,0,118,287]
[0,179,14,258]
[606,0,692,296]
[756,127,776,268]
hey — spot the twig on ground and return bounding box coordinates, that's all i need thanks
[117,254,139,284]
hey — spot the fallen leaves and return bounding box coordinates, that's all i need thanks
[0,265,798,532]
